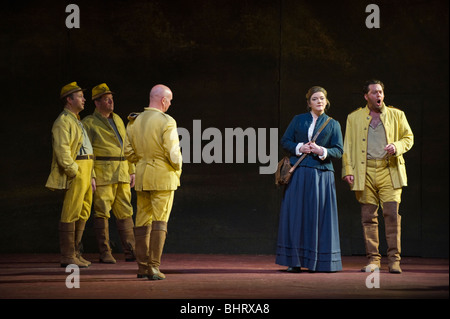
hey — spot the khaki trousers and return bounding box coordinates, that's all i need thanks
[60,159,93,223]
[356,160,402,266]
[93,182,134,220]
[355,159,402,206]
[135,190,174,226]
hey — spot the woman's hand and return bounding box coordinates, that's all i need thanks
[300,143,311,154]
[303,142,324,156]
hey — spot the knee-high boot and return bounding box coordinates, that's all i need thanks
[383,201,402,273]
[134,225,151,278]
[94,217,116,264]
[116,217,136,262]
[148,221,167,280]
[361,204,381,271]
[74,219,91,266]
[59,222,88,268]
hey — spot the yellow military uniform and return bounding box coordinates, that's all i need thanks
[46,108,95,223]
[124,107,182,279]
[82,85,136,263]
[124,108,182,223]
[342,103,413,273]
[82,110,135,219]
[46,82,95,268]
[342,104,413,192]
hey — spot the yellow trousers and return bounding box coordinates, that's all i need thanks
[93,183,134,220]
[135,190,174,227]
[355,159,402,206]
[60,159,93,223]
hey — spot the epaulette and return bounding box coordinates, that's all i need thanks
[386,105,402,111]
[349,107,362,114]
[127,112,140,121]
[157,111,174,122]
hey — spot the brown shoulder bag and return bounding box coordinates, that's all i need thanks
[275,117,332,186]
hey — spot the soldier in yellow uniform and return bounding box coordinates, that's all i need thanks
[46,82,95,268]
[342,80,413,273]
[82,83,136,263]
[124,84,182,280]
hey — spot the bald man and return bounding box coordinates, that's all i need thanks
[124,85,182,280]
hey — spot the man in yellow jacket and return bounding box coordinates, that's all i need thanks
[342,79,413,273]
[82,83,136,263]
[124,84,182,280]
[46,82,95,268]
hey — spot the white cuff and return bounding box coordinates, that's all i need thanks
[319,147,327,160]
[296,143,304,156]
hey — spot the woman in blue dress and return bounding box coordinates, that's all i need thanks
[276,86,344,272]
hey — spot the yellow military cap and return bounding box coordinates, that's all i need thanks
[60,82,85,99]
[92,83,114,100]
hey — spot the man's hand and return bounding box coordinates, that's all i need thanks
[130,174,135,188]
[343,175,354,185]
[91,178,96,192]
[385,143,396,155]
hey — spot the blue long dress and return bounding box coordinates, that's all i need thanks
[275,112,343,272]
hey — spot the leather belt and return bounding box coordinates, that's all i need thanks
[367,158,388,168]
[95,156,126,161]
[76,155,95,160]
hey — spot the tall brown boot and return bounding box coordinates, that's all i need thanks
[75,219,91,266]
[116,217,136,262]
[94,217,116,264]
[59,222,88,268]
[134,225,151,278]
[360,204,381,272]
[383,202,402,274]
[148,221,167,280]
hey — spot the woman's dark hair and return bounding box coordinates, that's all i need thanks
[306,86,330,112]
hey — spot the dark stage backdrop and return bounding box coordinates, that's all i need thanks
[0,0,448,257]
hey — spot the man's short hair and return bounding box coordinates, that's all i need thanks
[363,79,384,94]
[61,92,75,107]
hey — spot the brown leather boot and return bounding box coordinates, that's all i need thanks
[148,221,167,280]
[59,222,89,268]
[360,204,381,272]
[116,217,136,262]
[383,202,402,274]
[74,219,91,266]
[94,217,116,264]
[134,225,151,278]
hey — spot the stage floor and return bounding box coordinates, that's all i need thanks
[0,253,448,300]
